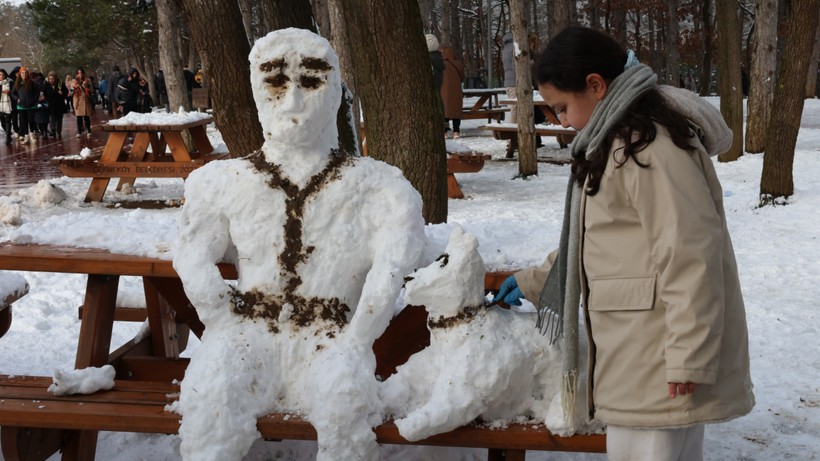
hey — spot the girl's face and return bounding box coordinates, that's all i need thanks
[20,70,28,79]
[47,75,56,84]
[76,70,84,79]
[538,74,607,130]
[0,72,6,80]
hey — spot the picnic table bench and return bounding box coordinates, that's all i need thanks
[55,114,228,203]
[483,124,577,157]
[447,150,491,199]
[0,242,606,460]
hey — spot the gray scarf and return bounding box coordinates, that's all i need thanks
[536,64,657,429]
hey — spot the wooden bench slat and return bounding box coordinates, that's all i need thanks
[0,376,606,453]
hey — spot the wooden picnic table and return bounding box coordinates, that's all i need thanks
[462,88,509,122]
[0,241,607,460]
[57,114,227,203]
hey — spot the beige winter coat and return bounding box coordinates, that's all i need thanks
[72,77,93,117]
[515,125,754,428]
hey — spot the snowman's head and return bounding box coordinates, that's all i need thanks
[249,28,341,150]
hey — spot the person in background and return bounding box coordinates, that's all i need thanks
[0,69,14,145]
[116,67,141,116]
[12,67,38,144]
[43,71,67,137]
[107,65,122,118]
[98,76,108,113]
[32,77,50,139]
[154,69,167,111]
[8,67,20,138]
[501,31,516,122]
[426,34,445,129]
[494,26,754,461]
[64,74,74,113]
[440,45,465,139]
[137,77,152,113]
[72,67,93,138]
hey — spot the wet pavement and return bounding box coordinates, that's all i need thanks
[1,109,112,195]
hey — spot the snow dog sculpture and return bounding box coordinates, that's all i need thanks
[382,226,584,441]
[172,28,425,461]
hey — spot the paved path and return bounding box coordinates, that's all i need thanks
[1,109,112,195]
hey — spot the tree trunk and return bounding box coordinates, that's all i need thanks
[611,6,627,45]
[715,0,744,162]
[238,0,254,44]
[805,10,820,98]
[156,0,189,114]
[328,0,362,156]
[261,0,315,31]
[441,0,452,47]
[510,0,536,177]
[666,0,680,87]
[179,0,262,157]
[547,0,570,39]
[451,0,463,58]
[746,0,779,153]
[343,0,448,224]
[760,0,820,203]
[314,0,331,39]
[699,0,714,95]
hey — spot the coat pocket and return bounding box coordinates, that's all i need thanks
[587,275,656,312]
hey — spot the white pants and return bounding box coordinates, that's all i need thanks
[606,424,704,461]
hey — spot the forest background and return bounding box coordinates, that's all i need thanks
[1,0,819,223]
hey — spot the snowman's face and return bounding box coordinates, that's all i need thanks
[250,37,341,148]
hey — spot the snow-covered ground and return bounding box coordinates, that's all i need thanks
[0,97,818,460]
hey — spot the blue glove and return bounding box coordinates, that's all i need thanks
[493,276,523,306]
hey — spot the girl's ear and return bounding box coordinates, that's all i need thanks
[586,73,608,101]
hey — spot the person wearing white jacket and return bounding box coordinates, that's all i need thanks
[0,69,13,145]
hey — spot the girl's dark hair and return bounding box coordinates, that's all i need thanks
[533,26,696,195]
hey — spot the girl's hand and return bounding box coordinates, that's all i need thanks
[668,382,696,398]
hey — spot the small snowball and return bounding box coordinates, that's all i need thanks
[80,147,93,158]
[0,198,22,225]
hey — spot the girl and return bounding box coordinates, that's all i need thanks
[11,67,39,145]
[72,67,93,137]
[0,69,13,145]
[494,27,754,460]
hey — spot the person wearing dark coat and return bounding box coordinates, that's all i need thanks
[43,71,67,137]
[11,67,39,144]
[0,68,14,144]
[107,65,123,118]
[8,66,20,137]
[116,67,141,116]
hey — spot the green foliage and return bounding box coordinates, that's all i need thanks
[26,0,156,72]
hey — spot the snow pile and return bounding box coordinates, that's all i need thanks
[0,270,28,306]
[106,109,212,127]
[0,196,21,225]
[30,180,67,206]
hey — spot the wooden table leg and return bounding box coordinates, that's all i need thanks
[488,448,526,461]
[84,132,128,202]
[0,305,11,339]
[143,277,185,358]
[116,132,152,191]
[447,173,465,199]
[188,125,214,156]
[163,131,193,163]
[146,277,205,339]
[63,274,119,460]
[1,426,64,461]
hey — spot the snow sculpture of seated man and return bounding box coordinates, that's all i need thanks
[381,226,594,440]
[172,28,425,461]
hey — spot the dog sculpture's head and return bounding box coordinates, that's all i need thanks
[404,225,486,318]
